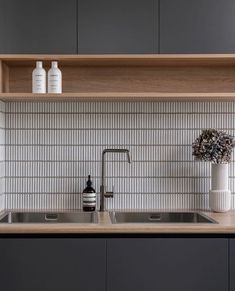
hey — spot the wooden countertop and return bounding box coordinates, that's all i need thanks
[0,210,235,234]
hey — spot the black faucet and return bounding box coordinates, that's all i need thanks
[100,149,131,211]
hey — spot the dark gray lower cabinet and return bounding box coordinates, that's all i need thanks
[107,238,228,291]
[230,239,235,291]
[0,238,106,291]
[0,237,230,291]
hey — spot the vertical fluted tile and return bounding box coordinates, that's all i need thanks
[3,100,235,211]
[0,101,5,211]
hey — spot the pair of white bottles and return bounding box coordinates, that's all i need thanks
[32,61,62,94]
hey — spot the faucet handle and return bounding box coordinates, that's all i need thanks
[104,191,114,198]
[105,185,114,198]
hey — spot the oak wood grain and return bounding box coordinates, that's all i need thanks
[6,66,235,94]
[1,54,235,100]
[2,54,235,66]
[2,62,9,93]
[0,210,235,234]
[1,92,235,102]
[0,61,2,93]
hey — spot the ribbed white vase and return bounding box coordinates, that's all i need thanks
[209,163,231,212]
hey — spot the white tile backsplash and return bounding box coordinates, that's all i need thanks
[3,101,235,211]
[0,101,5,211]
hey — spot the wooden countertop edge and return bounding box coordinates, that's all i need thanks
[0,226,235,234]
[0,223,235,234]
[0,211,234,234]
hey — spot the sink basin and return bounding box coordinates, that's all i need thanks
[0,212,98,224]
[109,212,217,224]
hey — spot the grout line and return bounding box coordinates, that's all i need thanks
[3,144,199,147]
[4,160,222,162]
[5,193,229,195]
[5,128,235,131]
[6,112,235,115]
[3,159,207,164]
[3,176,225,179]
[3,175,226,180]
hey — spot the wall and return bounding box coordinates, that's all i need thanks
[4,101,235,211]
[0,102,5,211]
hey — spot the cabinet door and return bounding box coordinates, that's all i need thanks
[0,0,77,53]
[0,238,106,291]
[107,238,228,291]
[160,0,235,53]
[230,239,235,291]
[77,0,157,53]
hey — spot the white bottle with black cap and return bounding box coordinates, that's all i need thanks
[48,61,62,93]
[32,61,46,93]
[82,175,96,211]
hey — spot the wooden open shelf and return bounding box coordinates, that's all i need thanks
[1,54,235,101]
[1,92,235,102]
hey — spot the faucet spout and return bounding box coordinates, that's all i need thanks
[126,151,131,164]
[100,149,131,211]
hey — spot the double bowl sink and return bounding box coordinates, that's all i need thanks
[0,211,217,224]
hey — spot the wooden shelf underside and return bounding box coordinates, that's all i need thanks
[2,54,235,66]
[1,92,235,102]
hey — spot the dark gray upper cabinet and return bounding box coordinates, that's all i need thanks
[160,0,235,53]
[230,239,235,291]
[0,0,77,54]
[0,238,106,291]
[77,0,157,54]
[107,238,228,291]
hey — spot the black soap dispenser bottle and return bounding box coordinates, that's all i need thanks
[82,175,96,211]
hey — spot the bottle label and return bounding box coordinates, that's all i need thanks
[32,72,46,93]
[83,202,96,207]
[48,71,62,93]
[83,193,96,198]
[83,193,96,207]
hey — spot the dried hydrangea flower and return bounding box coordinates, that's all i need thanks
[192,129,235,164]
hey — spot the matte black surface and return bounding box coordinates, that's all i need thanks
[77,0,157,53]
[160,0,235,53]
[0,0,77,53]
[107,238,228,291]
[231,239,235,291]
[0,238,106,291]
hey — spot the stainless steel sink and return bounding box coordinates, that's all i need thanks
[0,212,98,224]
[109,212,217,224]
